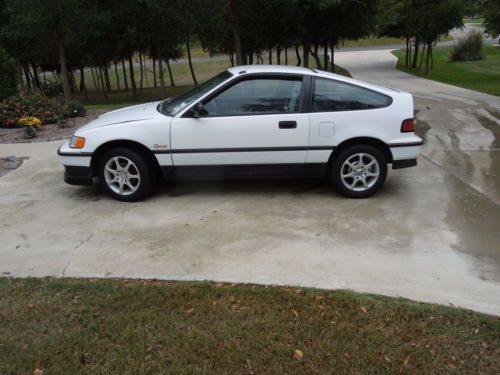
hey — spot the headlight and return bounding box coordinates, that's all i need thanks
[69,136,85,149]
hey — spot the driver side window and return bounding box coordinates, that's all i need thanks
[203,77,303,117]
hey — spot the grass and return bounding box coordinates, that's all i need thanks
[0,278,499,374]
[342,35,451,48]
[463,17,484,25]
[393,45,500,96]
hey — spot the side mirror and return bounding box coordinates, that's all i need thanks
[191,102,208,118]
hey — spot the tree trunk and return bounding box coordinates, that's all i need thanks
[186,30,198,85]
[424,42,432,75]
[69,68,76,92]
[114,61,121,90]
[18,62,25,90]
[90,67,99,90]
[103,64,112,92]
[23,65,32,90]
[158,54,166,98]
[121,58,129,90]
[79,66,88,100]
[294,44,301,67]
[330,43,335,72]
[31,63,41,89]
[98,66,108,100]
[418,43,426,70]
[128,54,138,100]
[405,37,410,67]
[166,59,175,87]
[412,39,419,69]
[310,44,322,70]
[229,53,234,67]
[302,41,310,68]
[57,31,72,102]
[268,49,273,64]
[139,52,144,92]
[276,45,281,65]
[152,57,157,88]
[323,43,328,71]
[230,0,243,65]
[285,47,288,65]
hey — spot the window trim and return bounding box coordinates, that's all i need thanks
[182,73,308,118]
[310,77,393,113]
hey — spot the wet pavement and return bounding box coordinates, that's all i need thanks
[1,49,499,315]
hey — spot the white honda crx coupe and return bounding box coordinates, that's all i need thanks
[58,65,422,201]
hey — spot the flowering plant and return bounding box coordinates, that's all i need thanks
[18,116,42,129]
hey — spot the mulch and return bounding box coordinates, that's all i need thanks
[0,110,105,144]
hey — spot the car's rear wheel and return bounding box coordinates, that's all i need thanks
[98,148,152,202]
[330,144,387,198]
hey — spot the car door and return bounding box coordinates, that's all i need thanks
[170,74,310,177]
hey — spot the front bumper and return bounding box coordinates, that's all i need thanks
[64,166,93,185]
[392,159,417,169]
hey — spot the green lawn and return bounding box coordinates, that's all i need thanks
[463,17,484,25]
[0,278,499,374]
[393,45,500,96]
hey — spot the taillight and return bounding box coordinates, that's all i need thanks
[401,119,415,133]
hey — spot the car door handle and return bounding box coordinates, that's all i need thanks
[279,121,297,129]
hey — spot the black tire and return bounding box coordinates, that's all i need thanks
[330,144,387,198]
[98,147,153,202]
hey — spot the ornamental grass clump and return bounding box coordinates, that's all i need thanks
[18,116,42,138]
[451,28,484,61]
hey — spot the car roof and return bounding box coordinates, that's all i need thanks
[226,64,403,97]
[227,64,316,76]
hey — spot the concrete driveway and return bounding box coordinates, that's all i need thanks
[1,50,500,315]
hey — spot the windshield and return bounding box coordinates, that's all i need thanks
[159,70,233,116]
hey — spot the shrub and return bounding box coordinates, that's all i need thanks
[66,100,87,117]
[451,29,484,61]
[0,48,18,101]
[0,91,67,128]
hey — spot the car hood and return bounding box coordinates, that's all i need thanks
[77,101,165,132]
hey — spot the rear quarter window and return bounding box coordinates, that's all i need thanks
[312,77,392,112]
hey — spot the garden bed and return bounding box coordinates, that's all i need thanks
[0,110,104,143]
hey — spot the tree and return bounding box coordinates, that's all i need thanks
[379,0,463,74]
[0,0,101,101]
[229,0,243,65]
[482,0,500,40]
[0,47,18,99]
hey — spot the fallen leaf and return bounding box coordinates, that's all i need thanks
[384,355,392,363]
[33,369,43,375]
[229,295,236,303]
[482,341,488,349]
[27,303,34,308]
[360,306,368,314]
[404,355,411,366]
[344,352,350,359]
[291,309,299,318]
[186,307,195,314]
[474,328,479,334]
[293,349,304,360]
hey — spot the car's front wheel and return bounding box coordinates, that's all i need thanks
[98,148,153,202]
[330,145,387,198]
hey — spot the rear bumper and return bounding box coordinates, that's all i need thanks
[64,166,93,186]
